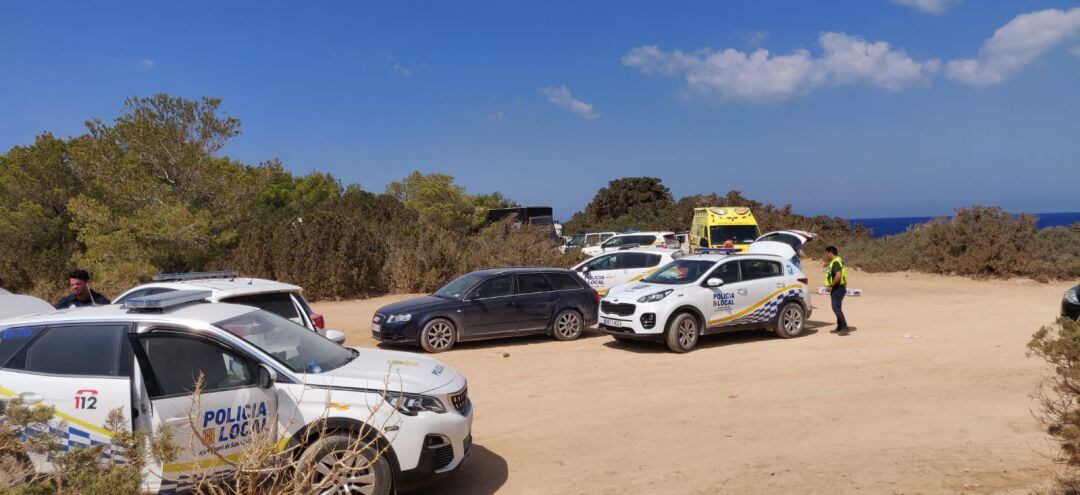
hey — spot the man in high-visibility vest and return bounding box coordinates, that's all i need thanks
[824,246,850,334]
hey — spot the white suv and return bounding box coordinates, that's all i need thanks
[598,253,811,352]
[0,291,472,494]
[573,248,682,296]
[581,231,676,257]
[115,271,346,345]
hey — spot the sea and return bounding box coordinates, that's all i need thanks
[850,211,1080,238]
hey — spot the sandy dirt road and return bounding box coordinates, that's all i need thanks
[311,269,1073,494]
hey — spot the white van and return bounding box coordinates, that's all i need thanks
[573,248,682,296]
[0,291,472,494]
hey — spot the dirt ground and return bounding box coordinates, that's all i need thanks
[311,268,1073,494]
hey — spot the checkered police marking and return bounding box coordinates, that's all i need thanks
[727,289,802,325]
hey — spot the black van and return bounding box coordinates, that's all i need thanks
[372,268,599,353]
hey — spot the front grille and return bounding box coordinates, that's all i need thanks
[432,443,455,470]
[601,301,636,316]
[372,314,384,323]
[450,388,468,414]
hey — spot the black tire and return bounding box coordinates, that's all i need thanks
[419,318,456,353]
[550,309,584,341]
[665,312,699,353]
[772,301,806,339]
[298,432,393,495]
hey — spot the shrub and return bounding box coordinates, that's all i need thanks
[1029,317,1080,492]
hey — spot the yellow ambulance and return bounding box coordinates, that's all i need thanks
[689,206,760,253]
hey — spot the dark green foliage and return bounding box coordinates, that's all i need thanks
[564,177,674,234]
[1029,317,1080,491]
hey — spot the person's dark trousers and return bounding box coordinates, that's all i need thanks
[830,285,848,329]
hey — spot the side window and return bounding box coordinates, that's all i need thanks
[517,274,554,294]
[139,335,255,398]
[544,273,584,290]
[473,276,514,299]
[643,235,658,245]
[711,262,741,285]
[740,260,783,281]
[617,253,650,269]
[645,254,662,267]
[11,325,129,376]
[0,326,44,369]
[605,236,624,247]
[221,292,301,321]
[584,254,618,271]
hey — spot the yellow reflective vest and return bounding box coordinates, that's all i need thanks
[826,257,848,286]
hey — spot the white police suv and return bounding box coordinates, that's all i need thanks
[572,248,682,296]
[598,253,811,352]
[0,291,471,494]
[115,271,346,345]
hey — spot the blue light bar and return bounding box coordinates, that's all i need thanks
[695,248,739,255]
[152,270,237,282]
[124,290,212,310]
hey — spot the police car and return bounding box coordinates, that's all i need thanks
[581,231,676,257]
[572,248,682,296]
[598,253,811,352]
[115,271,346,345]
[0,291,472,494]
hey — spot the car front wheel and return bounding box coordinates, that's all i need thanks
[419,318,456,353]
[665,312,699,353]
[299,433,393,495]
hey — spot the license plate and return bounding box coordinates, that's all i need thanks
[601,317,622,327]
[371,323,381,332]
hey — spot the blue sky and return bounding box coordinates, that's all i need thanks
[2,1,1079,220]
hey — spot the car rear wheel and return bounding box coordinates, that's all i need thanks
[772,301,805,338]
[299,433,392,495]
[419,318,456,353]
[551,310,584,341]
[665,312,699,353]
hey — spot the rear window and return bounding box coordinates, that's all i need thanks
[221,292,301,321]
[0,326,44,368]
[544,273,583,290]
[740,259,782,280]
[8,324,130,377]
[618,253,661,269]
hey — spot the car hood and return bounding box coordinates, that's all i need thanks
[375,295,455,316]
[606,281,684,303]
[303,347,459,394]
[0,295,57,323]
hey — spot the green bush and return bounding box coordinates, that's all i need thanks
[1029,317,1080,492]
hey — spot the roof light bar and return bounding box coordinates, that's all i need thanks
[124,290,212,310]
[152,270,238,282]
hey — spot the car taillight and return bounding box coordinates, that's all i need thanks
[593,290,601,304]
[798,277,808,284]
[310,313,325,329]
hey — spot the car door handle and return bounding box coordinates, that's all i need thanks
[505,302,516,308]
[18,392,44,405]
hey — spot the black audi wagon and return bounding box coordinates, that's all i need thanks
[372,267,599,353]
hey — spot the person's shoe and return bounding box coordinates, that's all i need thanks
[838,327,851,335]
[830,327,842,334]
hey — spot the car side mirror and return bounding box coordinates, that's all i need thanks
[325,329,346,345]
[705,278,724,288]
[257,364,277,390]
[580,266,590,273]
[465,292,479,301]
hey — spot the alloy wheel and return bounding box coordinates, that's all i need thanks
[555,312,581,339]
[426,321,454,350]
[782,306,803,336]
[314,450,377,495]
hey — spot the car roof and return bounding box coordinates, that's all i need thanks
[677,253,789,263]
[0,301,258,329]
[116,277,302,301]
[467,267,577,277]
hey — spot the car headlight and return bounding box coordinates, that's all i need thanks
[389,393,446,415]
[637,289,673,303]
[1066,288,1080,305]
[386,314,412,323]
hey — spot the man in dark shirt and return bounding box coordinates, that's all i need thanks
[824,246,850,335]
[55,269,110,309]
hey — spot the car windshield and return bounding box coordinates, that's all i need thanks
[567,234,586,247]
[709,225,759,245]
[433,273,484,299]
[642,260,716,285]
[215,310,355,374]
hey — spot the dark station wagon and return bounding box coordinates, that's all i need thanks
[372,268,600,353]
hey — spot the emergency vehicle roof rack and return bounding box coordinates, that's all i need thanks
[152,270,238,282]
[124,290,212,312]
[694,247,740,255]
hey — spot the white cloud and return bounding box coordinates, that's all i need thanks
[138,58,155,71]
[538,85,598,119]
[891,0,959,15]
[385,55,413,78]
[946,8,1080,86]
[746,30,769,47]
[488,111,507,121]
[623,32,938,103]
